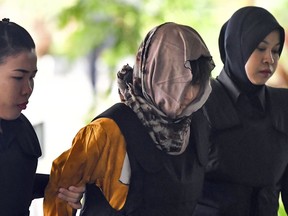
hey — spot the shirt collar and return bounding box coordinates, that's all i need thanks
[217,69,266,110]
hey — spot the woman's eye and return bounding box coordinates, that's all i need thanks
[257,47,266,52]
[13,76,23,80]
[272,49,280,54]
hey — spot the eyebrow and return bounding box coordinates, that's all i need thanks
[261,40,281,47]
[13,69,38,74]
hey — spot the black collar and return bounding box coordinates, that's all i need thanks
[217,69,266,111]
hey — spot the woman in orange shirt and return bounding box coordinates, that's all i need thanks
[44,22,215,216]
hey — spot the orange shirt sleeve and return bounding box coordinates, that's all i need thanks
[43,118,129,216]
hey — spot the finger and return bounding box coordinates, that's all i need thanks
[68,185,86,193]
[59,187,83,199]
[59,188,78,199]
[58,190,79,203]
[68,201,82,209]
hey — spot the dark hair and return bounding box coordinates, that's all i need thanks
[189,56,213,86]
[0,18,35,63]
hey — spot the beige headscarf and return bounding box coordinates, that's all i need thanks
[118,22,214,155]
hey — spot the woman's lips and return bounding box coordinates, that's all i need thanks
[259,70,272,77]
[18,102,28,110]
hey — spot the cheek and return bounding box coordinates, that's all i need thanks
[245,61,256,83]
[271,59,279,72]
[244,53,262,84]
[184,85,200,102]
[1,80,22,100]
[0,85,14,118]
[30,79,35,90]
[1,83,16,101]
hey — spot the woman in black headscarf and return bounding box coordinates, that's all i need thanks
[193,6,288,216]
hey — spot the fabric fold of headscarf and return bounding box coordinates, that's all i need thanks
[118,22,214,155]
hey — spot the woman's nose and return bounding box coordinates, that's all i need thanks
[22,80,33,96]
[263,51,274,64]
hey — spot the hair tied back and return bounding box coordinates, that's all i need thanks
[2,18,10,23]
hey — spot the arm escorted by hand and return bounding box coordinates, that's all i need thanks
[58,185,86,209]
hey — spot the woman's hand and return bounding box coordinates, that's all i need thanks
[58,185,86,209]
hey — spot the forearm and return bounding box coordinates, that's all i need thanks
[43,125,104,216]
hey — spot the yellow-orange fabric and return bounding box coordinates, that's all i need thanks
[43,118,128,216]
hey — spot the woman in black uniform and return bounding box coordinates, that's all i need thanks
[0,18,84,216]
[193,6,288,216]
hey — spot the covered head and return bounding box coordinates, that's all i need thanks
[117,22,214,154]
[119,22,214,119]
[219,6,285,92]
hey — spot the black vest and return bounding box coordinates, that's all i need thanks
[194,79,288,216]
[0,114,41,216]
[80,103,210,216]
